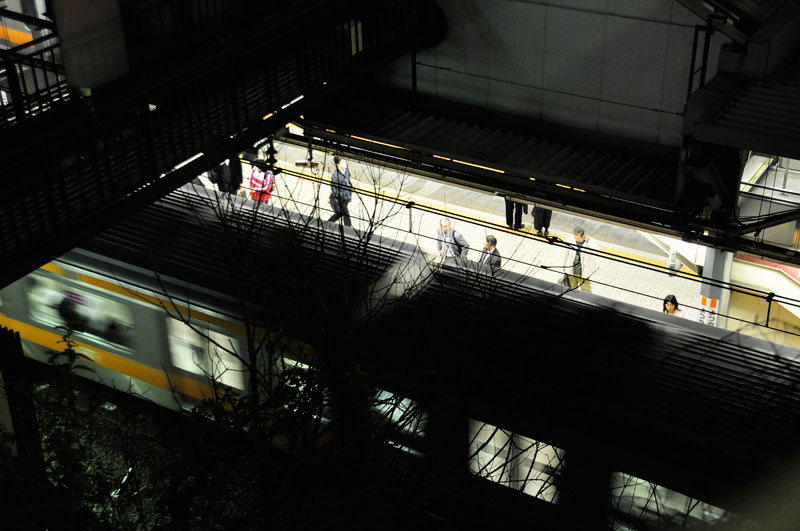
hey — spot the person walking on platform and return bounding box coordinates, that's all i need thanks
[532,205,553,237]
[328,155,353,226]
[479,235,501,270]
[504,198,526,230]
[561,227,598,292]
[249,163,274,203]
[437,218,470,262]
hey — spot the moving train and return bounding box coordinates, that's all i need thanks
[1,182,797,528]
[0,182,423,411]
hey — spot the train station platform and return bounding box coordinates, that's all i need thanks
[200,142,702,315]
[191,138,800,351]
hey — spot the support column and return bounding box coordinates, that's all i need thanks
[699,246,733,328]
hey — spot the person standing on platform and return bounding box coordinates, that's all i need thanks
[210,158,240,194]
[219,158,242,194]
[532,205,553,237]
[561,227,598,292]
[663,295,683,317]
[328,155,353,226]
[479,235,501,270]
[228,155,243,194]
[249,163,274,203]
[437,218,470,262]
[504,198,526,230]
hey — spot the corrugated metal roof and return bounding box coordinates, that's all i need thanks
[303,91,679,210]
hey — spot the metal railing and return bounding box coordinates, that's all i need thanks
[1,15,67,128]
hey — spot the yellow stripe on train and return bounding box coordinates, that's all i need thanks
[0,313,214,401]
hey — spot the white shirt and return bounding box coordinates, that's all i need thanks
[444,231,455,257]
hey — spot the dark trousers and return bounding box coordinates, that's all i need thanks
[533,207,552,231]
[328,196,352,226]
[505,200,524,228]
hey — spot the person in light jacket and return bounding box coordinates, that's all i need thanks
[562,227,599,292]
[437,218,470,261]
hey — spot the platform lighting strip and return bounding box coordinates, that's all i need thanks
[432,154,505,174]
[303,121,591,192]
[555,183,586,192]
[173,152,204,170]
[349,135,410,151]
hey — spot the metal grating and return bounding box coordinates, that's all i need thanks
[302,89,679,209]
[692,52,800,159]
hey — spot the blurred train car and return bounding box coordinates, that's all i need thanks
[0,182,427,412]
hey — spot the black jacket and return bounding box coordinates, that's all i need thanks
[479,248,501,268]
[330,167,353,202]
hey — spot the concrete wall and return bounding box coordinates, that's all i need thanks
[385,0,730,147]
[51,0,129,89]
[728,291,800,350]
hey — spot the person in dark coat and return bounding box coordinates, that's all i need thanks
[228,156,243,194]
[504,198,527,230]
[209,157,242,194]
[479,235,501,270]
[532,205,553,237]
[328,155,353,226]
[437,218,470,260]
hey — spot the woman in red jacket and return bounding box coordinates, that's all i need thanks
[249,165,274,203]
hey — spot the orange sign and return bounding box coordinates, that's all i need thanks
[698,295,719,326]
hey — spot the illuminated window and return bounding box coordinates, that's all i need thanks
[166,317,245,390]
[468,420,564,503]
[27,275,134,348]
[609,472,757,529]
[374,390,428,438]
[349,20,363,55]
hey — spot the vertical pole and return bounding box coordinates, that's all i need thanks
[4,57,27,123]
[765,293,775,327]
[700,247,733,328]
[783,157,790,189]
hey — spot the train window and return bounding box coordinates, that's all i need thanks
[373,390,427,438]
[609,472,754,529]
[166,317,245,390]
[26,275,134,348]
[468,420,564,503]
